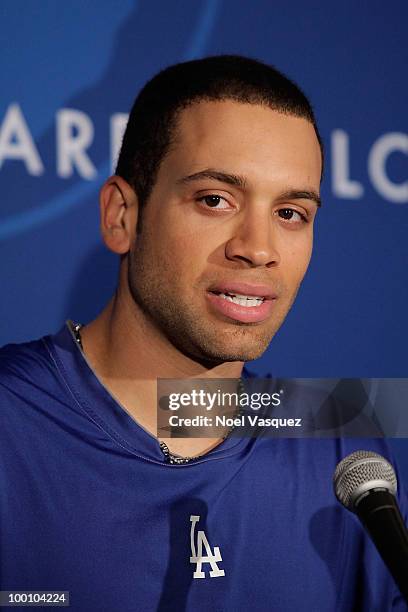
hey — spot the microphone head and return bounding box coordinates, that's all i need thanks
[334,450,397,510]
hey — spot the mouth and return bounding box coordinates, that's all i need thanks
[210,291,266,307]
[206,282,277,323]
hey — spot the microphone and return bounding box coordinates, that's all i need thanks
[333,450,408,602]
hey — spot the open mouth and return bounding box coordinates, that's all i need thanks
[206,288,276,323]
[206,282,277,323]
[210,291,265,308]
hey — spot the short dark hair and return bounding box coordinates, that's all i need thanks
[116,54,324,208]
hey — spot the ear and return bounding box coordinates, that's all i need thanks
[99,176,139,254]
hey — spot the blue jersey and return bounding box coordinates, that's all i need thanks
[0,322,407,611]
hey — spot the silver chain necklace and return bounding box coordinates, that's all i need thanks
[69,320,244,465]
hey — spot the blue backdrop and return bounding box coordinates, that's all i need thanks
[1,0,407,475]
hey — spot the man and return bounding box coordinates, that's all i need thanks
[0,56,406,610]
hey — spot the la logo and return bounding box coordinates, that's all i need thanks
[189,515,225,578]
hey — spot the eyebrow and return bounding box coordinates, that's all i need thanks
[176,168,321,207]
[276,189,321,208]
[176,169,247,189]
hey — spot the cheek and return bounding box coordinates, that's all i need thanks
[143,227,206,285]
[151,206,201,250]
[281,235,313,283]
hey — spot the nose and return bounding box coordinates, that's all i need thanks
[225,207,280,268]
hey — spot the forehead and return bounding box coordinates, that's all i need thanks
[168,100,322,188]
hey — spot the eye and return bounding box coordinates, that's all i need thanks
[277,208,307,224]
[197,194,230,210]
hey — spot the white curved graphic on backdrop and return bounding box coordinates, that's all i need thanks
[0,0,221,241]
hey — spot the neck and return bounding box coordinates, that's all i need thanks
[80,283,244,382]
[77,281,244,457]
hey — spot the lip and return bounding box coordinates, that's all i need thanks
[206,282,277,323]
[207,282,277,300]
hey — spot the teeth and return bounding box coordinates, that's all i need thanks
[218,292,264,307]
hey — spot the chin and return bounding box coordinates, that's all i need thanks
[220,346,269,362]
[196,335,272,363]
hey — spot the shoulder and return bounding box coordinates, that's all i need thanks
[0,333,62,423]
[0,335,54,388]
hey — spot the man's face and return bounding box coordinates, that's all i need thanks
[127,100,322,363]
